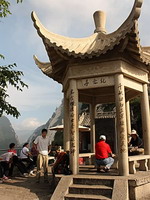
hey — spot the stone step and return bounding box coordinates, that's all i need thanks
[79,168,96,172]
[64,193,111,200]
[73,177,113,187]
[69,184,112,197]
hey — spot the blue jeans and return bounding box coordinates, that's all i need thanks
[96,157,114,168]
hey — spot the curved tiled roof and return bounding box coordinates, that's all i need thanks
[141,47,150,65]
[33,55,53,76]
[31,0,150,63]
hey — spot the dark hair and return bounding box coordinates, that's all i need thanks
[9,143,15,149]
[23,142,29,148]
[42,128,47,133]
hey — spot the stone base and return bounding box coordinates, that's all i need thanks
[51,169,150,200]
[129,172,150,200]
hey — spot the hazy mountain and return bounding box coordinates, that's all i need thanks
[0,116,19,149]
[27,100,84,146]
[16,129,34,145]
[28,100,64,145]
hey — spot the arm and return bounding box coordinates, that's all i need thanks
[23,147,31,157]
[48,138,52,153]
[48,145,51,154]
[27,150,32,157]
[138,137,143,148]
[33,137,39,152]
[107,144,115,157]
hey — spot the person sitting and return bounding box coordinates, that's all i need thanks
[8,143,17,154]
[31,140,38,167]
[52,151,71,175]
[0,161,3,183]
[128,129,144,155]
[0,152,14,181]
[20,143,35,176]
[7,143,28,178]
[95,135,114,172]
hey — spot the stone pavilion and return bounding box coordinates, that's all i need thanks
[32,0,150,176]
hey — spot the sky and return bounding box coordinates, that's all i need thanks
[1,0,150,138]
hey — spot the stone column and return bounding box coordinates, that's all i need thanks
[141,84,150,161]
[63,93,70,151]
[126,101,131,141]
[115,74,129,176]
[90,103,96,153]
[69,79,79,175]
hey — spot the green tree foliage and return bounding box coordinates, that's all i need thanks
[0,0,27,118]
[0,63,28,118]
[0,0,23,17]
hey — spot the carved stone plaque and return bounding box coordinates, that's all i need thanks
[77,76,114,89]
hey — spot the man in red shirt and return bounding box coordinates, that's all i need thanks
[95,135,114,172]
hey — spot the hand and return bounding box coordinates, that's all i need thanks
[48,150,51,154]
[130,147,134,152]
[112,154,116,158]
[130,147,138,152]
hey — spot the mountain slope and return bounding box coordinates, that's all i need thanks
[28,100,64,144]
[0,116,19,149]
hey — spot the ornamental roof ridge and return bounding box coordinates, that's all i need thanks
[33,55,53,78]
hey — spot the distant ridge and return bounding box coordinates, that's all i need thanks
[28,100,64,144]
[27,100,84,145]
[0,116,19,149]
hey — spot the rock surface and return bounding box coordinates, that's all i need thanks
[28,100,64,144]
[0,116,19,149]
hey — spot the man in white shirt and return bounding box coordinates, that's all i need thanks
[34,129,51,183]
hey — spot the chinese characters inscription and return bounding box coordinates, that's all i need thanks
[118,83,127,153]
[69,89,76,155]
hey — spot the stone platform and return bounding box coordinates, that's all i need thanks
[1,165,150,200]
[52,165,150,200]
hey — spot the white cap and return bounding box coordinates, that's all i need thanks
[99,135,106,140]
[131,129,137,135]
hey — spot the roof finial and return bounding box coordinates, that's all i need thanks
[93,11,107,34]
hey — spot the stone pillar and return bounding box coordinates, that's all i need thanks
[141,84,150,160]
[69,79,79,175]
[115,74,129,176]
[90,103,96,153]
[64,93,70,151]
[126,101,131,141]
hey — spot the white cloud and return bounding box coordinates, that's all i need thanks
[29,0,133,36]
[13,117,43,131]
[6,79,63,112]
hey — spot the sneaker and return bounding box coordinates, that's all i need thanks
[22,173,29,178]
[29,171,35,176]
[3,175,9,181]
[103,167,110,172]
